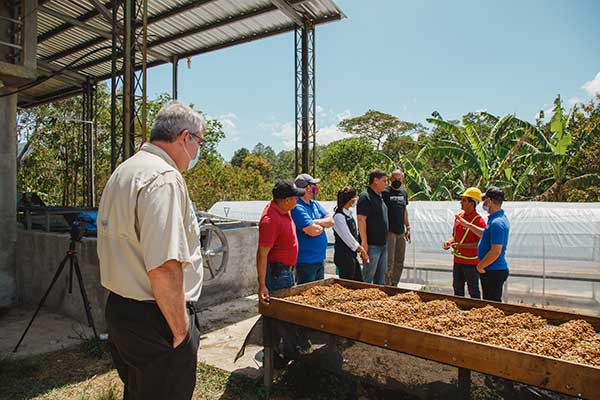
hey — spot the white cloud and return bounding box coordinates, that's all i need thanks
[567,96,583,106]
[335,110,351,122]
[582,72,600,96]
[270,122,295,149]
[213,113,240,147]
[316,126,351,145]
[260,107,354,150]
[218,112,238,130]
[534,106,555,120]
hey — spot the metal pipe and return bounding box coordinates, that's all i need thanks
[294,29,299,176]
[110,0,118,171]
[0,40,22,49]
[123,0,133,159]
[91,83,98,206]
[310,25,316,175]
[172,55,178,99]
[141,0,148,143]
[542,235,546,307]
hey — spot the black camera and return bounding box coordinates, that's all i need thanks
[70,221,87,242]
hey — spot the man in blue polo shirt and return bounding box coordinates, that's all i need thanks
[291,173,334,284]
[477,187,510,302]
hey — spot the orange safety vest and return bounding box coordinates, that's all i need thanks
[453,213,482,262]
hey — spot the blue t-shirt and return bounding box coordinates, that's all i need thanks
[291,198,329,263]
[478,209,510,271]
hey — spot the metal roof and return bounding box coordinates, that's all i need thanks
[19,0,345,107]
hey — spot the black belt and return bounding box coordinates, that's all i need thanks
[110,292,200,328]
[111,292,201,332]
[268,262,294,276]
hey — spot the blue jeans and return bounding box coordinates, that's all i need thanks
[265,264,294,292]
[363,244,387,285]
[296,261,325,284]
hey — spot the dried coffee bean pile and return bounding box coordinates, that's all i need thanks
[286,284,600,367]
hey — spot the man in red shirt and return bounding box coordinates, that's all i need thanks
[443,187,487,298]
[257,180,305,305]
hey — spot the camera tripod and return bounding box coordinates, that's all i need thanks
[13,238,99,352]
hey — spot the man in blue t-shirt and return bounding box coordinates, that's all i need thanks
[477,187,510,302]
[291,173,334,284]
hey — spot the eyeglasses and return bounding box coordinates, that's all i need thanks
[189,132,203,146]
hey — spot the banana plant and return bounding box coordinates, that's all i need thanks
[526,95,600,201]
[425,113,530,196]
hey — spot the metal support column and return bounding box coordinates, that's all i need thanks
[123,0,135,159]
[141,0,148,143]
[110,0,121,172]
[109,0,149,169]
[294,21,316,175]
[458,368,471,400]
[81,81,96,207]
[263,317,274,394]
[172,55,179,100]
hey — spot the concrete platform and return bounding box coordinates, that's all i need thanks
[0,294,264,380]
[0,305,95,358]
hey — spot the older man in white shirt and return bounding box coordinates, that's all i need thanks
[97,101,204,400]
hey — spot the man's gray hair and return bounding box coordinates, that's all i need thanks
[150,101,206,142]
[391,169,404,176]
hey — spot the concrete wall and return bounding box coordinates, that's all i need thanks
[16,226,259,332]
[0,92,17,307]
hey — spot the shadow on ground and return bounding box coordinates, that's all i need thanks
[0,339,114,400]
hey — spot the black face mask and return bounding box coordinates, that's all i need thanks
[391,181,402,189]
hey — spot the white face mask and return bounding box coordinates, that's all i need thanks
[482,201,490,213]
[183,137,201,171]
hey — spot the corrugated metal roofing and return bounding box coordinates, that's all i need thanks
[19,0,345,107]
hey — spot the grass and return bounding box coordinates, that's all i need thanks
[0,340,502,400]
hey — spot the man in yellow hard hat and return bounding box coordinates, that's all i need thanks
[443,187,487,298]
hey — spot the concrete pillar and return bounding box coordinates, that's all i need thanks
[0,91,17,306]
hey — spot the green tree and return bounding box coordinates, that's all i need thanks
[338,110,413,150]
[186,158,271,210]
[425,112,531,198]
[273,149,296,180]
[230,147,250,167]
[241,154,273,180]
[252,143,277,165]
[526,95,600,201]
[17,87,225,206]
[316,136,393,196]
[567,96,600,201]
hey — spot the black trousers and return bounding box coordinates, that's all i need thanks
[105,292,201,400]
[480,269,509,302]
[452,262,481,299]
[334,249,363,282]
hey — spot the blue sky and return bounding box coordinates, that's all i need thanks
[145,0,600,160]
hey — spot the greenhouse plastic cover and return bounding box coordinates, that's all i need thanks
[208,201,600,263]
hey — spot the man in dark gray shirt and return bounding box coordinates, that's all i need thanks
[357,169,389,284]
[382,169,410,286]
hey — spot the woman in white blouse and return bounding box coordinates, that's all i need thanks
[333,187,369,281]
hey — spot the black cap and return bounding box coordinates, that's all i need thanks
[482,186,505,202]
[272,180,305,199]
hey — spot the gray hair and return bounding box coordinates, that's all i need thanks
[150,101,206,142]
[391,169,404,177]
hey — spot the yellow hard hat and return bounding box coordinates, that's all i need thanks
[462,187,482,202]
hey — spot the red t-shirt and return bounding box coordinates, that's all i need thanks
[258,200,298,266]
[453,210,486,265]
